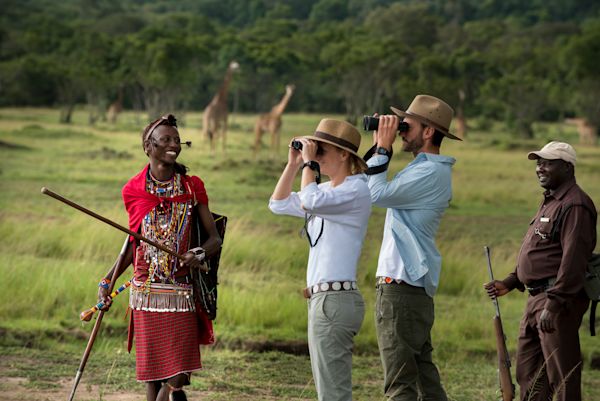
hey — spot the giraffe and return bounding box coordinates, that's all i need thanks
[107,87,124,124]
[202,61,240,152]
[253,84,295,155]
[565,117,598,146]
[454,88,467,139]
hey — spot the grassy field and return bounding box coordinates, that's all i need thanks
[1,107,599,400]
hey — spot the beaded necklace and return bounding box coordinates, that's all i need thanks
[140,170,191,288]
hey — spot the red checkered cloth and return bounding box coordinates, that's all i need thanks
[133,310,202,382]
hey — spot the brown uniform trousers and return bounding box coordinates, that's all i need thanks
[516,292,589,401]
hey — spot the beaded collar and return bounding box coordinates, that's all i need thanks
[140,170,192,287]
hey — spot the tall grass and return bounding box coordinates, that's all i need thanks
[1,108,599,364]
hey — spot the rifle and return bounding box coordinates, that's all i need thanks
[485,246,515,401]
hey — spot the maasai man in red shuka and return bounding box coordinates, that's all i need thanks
[98,114,222,401]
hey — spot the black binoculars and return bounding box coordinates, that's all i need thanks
[363,115,409,133]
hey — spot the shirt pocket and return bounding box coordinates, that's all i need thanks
[533,220,553,242]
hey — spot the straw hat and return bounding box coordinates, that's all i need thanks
[303,119,368,170]
[390,94,461,140]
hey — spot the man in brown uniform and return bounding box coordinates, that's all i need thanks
[485,141,597,401]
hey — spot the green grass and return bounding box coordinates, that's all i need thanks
[1,108,599,400]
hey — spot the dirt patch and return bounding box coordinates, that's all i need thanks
[0,376,221,401]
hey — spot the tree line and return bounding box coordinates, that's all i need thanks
[0,0,599,140]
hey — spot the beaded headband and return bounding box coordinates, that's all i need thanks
[143,114,178,144]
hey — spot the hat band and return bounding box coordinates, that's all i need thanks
[403,111,448,133]
[314,131,358,152]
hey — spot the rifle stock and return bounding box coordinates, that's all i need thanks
[485,246,515,401]
[494,315,515,401]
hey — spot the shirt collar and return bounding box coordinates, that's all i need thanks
[412,152,456,165]
[544,177,576,200]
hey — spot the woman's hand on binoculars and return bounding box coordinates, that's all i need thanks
[287,138,304,168]
[300,139,318,163]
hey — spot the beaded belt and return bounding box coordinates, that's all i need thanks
[303,281,357,299]
[376,276,420,288]
[526,277,556,296]
[130,280,195,312]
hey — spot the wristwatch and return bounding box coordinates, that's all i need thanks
[302,161,320,171]
[375,147,392,158]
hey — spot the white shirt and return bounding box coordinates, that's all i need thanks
[269,174,372,287]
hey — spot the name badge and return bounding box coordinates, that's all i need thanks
[540,217,550,223]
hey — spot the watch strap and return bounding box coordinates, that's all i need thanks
[363,145,392,175]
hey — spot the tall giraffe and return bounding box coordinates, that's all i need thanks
[107,87,124,124]
[253,84,295,155]
[202,61,240,152]
[565,117,598,146]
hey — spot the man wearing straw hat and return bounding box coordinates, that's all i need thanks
[364,95,461,400]
[485,141,596,401]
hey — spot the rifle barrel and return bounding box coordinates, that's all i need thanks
[485,246,502,317]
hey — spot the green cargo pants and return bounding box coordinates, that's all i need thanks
[375,283,447,401]
[308,290,365,401]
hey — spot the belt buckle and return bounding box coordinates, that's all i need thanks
[527,286,545,296]
[377,276,396,286]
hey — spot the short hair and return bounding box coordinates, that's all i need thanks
[142,114,178,144]
[419,122,444,147]
[432,130,445,147]
[142,114,188,175]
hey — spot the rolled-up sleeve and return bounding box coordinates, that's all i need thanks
[268,193,305,218]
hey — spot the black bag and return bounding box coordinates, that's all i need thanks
[551,203,599,335]
[191,211,227,320]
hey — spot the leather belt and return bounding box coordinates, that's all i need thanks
[303,281,357,299]
[526,277,557,296]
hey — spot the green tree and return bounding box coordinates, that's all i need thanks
[560,18,600,144]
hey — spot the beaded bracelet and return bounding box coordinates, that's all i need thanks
[98,278,111,289]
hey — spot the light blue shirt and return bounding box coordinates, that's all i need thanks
[367,152,456,297]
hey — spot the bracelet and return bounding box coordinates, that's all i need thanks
[98,278,111,289]
[189,247,205,256]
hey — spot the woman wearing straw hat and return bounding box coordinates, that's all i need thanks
[269,119,371,401]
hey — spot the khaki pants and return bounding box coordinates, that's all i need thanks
[307,290,365,401]
[516,293,589,401]
[375,283,447,401]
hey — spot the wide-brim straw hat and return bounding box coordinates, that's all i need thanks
[390,94,461,141]
[303,119,368,170]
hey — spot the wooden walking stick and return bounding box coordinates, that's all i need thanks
[80,280,132,322]
[41,187,189,261]
[68,236,129,401]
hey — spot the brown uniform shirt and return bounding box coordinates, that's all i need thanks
[503,178,597,312]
